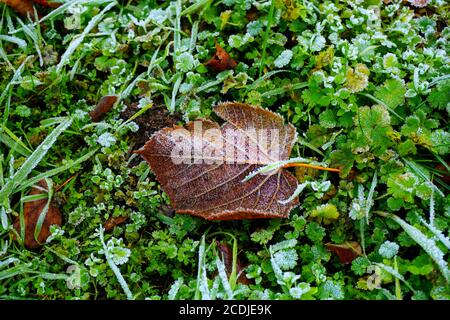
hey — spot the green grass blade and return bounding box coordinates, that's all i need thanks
[0,118,72,201]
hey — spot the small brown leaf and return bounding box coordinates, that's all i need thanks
[205,43,237,72]
[434,161,450,185]
[326,241,362,265]
[103,215,128,232]
[1,0,58,17]
[136,102,299,220]
[13,180,62,249]
[1,0,34,16]
[217,241,251,285]
[89,95,118,122]
[405,0,430,8]
[34,0,59,7]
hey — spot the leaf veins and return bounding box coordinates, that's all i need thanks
[136,102,299,220]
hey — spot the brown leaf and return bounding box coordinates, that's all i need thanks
[326,242,362,265]
[103,215,128,232]
[405,0,429,8]
[1,0,35,16]
[89,95,118,122]
[216,241,251,285]
[1,0,58,17]
[13,180,62,249]
[205,43,237,72]
[136,102,299,220]
[434,161,450,185]
[33,0,59,7]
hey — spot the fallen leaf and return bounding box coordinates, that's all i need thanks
[205,43,237,72]
[326,241,362,265]
[434,162,450,185]
[406,0,430,8]
[103,215,128,232]
[89,95,118,122]
[1,0,58,17]
[34,0,59,7]
[136,102,299,220]
[1,0,34,16]
[13,179,62,249]
[216,241,251,285]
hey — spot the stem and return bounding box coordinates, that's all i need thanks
[282,163,340,172]
[259,0,275,77]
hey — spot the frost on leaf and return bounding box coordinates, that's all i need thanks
[274,49,293,68]
[12,179,62,249]
[345,64,369,93]
[378,240,399,259]
[136,102,299,220]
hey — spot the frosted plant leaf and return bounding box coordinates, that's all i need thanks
[390,214,449,282]
[365,172,377,224]
[383,53,398,71]
[216,256,234,299]
[247,20,263,36]
[311,34,326,52]
[199,263,211,300]
[274,49,293,68]
[137,97,152,109]
[376,263,416,292]
[289,283,311,299]
[73,109,89,121]
[420,217,450,250]
[46,225,65,243]
[0,257,19,268]
[270,239,298,252]
[378,241,399,259]
[126,121,139,133]
[1,206,9,230]
[179,82,193,94]
[273,249,298,270]
[175,52,197,73]
[148,8,168,24]
[105,238,131,265]
[349,185,366,220]
[345,64,369,93]
[228,33,254,48]
[97,227,133,299]
[168,278,183,300]
[97,132,117,147]
[320,280,344,300]
[311,180,331,197]
[282,272,301,286]
[270,252,285,286]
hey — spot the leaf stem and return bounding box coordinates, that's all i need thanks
[282,163,340,172]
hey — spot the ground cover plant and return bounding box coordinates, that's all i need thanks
[0,0,449,300]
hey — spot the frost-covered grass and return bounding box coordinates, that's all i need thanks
[0,0,449,300]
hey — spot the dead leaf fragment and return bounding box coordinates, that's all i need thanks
[326,241,362,265]
[89,95,118,122]
[205,43,237,72]
[1,0,58,17]
[13,180,62,249]
[136,102,299,220]
[217,241,251,285]
[1,0,34,16]
[103,215,128,232]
